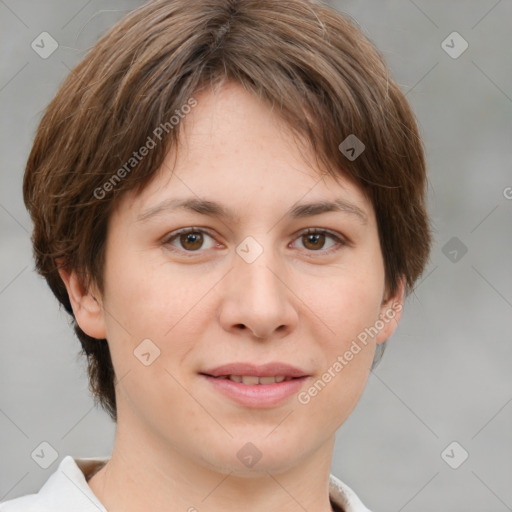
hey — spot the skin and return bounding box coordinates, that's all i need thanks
[60,81,404,512]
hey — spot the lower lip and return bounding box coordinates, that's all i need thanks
[202,375,309,408]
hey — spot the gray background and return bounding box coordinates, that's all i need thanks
[1,1,511,510]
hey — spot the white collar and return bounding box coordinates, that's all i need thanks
[2,456,371,512]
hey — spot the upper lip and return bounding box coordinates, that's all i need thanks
[200,362,309,378]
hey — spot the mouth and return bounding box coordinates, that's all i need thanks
[200,362,309,379]
[199,362,310,408]
[203,375,298,384]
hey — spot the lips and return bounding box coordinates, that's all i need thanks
[216,375,291,384]
[199,362,310,407]
[200,362,309,380]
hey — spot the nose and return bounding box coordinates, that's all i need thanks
[218,248,299,340]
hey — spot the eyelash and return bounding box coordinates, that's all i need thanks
[162,227,348,257]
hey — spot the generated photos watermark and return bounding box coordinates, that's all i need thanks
[297,301,402,405]
[93,97,197,200]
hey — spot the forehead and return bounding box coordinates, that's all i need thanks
[117,81,374,224]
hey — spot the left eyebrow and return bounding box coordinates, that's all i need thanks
[288,199,368,224]
[136,197,368,225]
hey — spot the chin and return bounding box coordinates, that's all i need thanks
[206,453,301,478]
[196,433,310,477]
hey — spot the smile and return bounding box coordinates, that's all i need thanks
[210,375,296,384]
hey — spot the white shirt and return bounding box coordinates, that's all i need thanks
[0,456,372,512]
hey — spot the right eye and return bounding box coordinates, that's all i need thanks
[163,227,220,255]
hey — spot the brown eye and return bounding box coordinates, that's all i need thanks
[165,228,217,253]
[292,228,347,254]
[302,232,326,251]
[179,231,204,251]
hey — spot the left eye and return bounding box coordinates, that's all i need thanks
[291,228,346,253]
[163,228,346,254]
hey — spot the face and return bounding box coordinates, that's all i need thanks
[66,81,403,476]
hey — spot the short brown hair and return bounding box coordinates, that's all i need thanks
[23,0,431,422]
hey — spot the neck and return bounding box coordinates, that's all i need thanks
[88,415,336,512]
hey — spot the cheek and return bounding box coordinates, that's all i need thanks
[100,250,209,424]
[299,304,378,435]
[297,252,384,342]
[294,257,384,428]
[101,248,218,373]
[102,248,189,335]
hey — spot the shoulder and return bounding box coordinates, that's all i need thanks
[329,473,373,512]
[0,456,108,512]
[0,493,41,512]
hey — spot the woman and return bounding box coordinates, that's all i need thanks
[1,0,431,510]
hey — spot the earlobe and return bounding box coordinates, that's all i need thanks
[376,276,406,344]
[57,262,107,340]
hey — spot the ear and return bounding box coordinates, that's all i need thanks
[375,276,406,345]
[58,262,107,340]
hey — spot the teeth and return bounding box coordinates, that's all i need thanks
[259,376,277,385]
[226,375,291,384]
[241,376,259,385]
